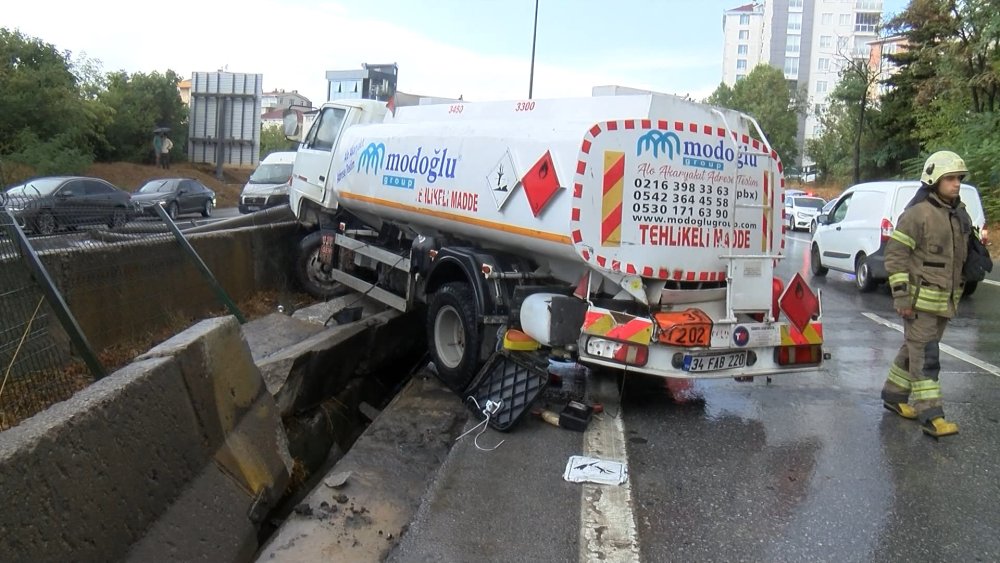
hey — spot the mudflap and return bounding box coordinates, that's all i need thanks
[463,349,549,432]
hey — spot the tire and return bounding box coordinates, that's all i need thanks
[810,243,828,276]
[855,253,877,292]
[427,282,482,392]
[963,281,978,298]
[35,212,56,236]
[202,199,213,218]
[295,231,342,299]
[108,208,127,229]
[786,216,795,232]
[167,201,179,220]
[809,220,817,234]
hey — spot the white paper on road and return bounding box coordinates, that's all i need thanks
[563,455,628,486]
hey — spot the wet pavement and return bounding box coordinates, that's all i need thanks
[287,231,1000,562]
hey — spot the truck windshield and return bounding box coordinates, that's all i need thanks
[308,107,347,151]
[249,163,293,184]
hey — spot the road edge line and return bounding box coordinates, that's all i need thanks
[862,311,1000,378]
[579,375,641,562]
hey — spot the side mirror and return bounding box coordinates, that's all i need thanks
[817,213,828,225]
[282,110,300,138]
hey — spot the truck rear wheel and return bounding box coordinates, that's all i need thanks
[296,231,342,299]
[427,282,481,393]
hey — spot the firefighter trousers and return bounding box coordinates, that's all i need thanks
[881,312,950,423]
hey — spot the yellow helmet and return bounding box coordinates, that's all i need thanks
[921,150,968,185]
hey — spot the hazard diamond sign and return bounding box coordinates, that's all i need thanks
[778,273,819,332]
[521,150,561,217]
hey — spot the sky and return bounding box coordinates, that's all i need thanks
[6,0,909,107]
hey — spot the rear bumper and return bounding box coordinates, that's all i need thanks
[867,244,889,279]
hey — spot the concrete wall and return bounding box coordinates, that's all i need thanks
[0,316,291,562]
[40,223,300,351]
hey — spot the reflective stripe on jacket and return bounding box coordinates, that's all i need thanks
[885,191,971,317]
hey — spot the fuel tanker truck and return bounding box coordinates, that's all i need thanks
[283,89,824,392]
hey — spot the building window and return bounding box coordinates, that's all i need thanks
[788,13,802,32]
[739,30,749,40]
[736,74,746,81]
[739,14,751,25]
[738,44,749,55]
[786,35,801,53]
[789,0,803,8]
[838,36,850,50]
[856,12,878,33]
[817,80,828,93]
[820,35,832,49]
[814,103,826,115]
[839,13,851,26]
[737,59,748,70]
[822,13,833,25]
[784,57,799,78]
[855,0,881,9]
[818,58,831,72]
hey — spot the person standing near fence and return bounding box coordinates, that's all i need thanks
[153,134,163,167]
[160,135,174,169]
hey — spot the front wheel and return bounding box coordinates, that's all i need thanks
[810,244,828,276]
[35,212,56,236]
[295,231,343,299]
[108,208,127,229]
[166,201,179,220]
[855,253,877,292]
[427,282,482,393]
[201,199,213,218]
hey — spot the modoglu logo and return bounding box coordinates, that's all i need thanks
[358,142,386,175]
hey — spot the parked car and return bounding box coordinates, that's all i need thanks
[809,198,838,234]
[239,151,295,213]
[784,195,827,232]
[132,178,216,219]
[3,176,134,235]
[810,180,987,295]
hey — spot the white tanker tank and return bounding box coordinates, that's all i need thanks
[287,90,824,385]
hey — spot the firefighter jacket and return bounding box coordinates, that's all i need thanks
[886,190,971,318]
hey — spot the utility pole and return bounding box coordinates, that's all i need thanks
[529,0,539,99]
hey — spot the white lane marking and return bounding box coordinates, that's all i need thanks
[785,234,812,243]
[982,279,1000,287]
[580,375,641,562]
[862,312,1000,378]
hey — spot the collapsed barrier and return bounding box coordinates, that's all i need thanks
[0,193,294,430]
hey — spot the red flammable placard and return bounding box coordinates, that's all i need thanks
[778,272,819,332]
[521,150,561,217]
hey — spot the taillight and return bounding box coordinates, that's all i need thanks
[880,218,893,245]
[775,344,822,366]
[982,227,989,246]
[586,337,649,366]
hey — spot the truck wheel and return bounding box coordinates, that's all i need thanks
[295,231,342,299]
[427,282,481,392]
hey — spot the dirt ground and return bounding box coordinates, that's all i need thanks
[86,162,252,208]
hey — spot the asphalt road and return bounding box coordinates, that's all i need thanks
[389,230,1000,563]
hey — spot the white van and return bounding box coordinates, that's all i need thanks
[239,151,297,213]
[810,181,987,294]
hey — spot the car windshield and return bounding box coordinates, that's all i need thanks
[794,197,826,209]
[137,180,174,193]
[249,163,293,184]
[5,178,64,196]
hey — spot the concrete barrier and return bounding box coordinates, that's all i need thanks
[0,316,291,562]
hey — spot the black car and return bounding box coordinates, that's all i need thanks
[3,176,134,235]
[132,178,216,219]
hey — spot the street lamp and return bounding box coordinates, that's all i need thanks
[529,0,539,99]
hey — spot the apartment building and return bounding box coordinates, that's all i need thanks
[722,0,885,166]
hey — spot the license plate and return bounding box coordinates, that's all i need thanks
[683,351,747,372]
[246,206,259,211]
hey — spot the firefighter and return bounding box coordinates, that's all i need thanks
[881,150,973,438]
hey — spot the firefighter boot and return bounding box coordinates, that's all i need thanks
[883,401,917,420]
[921,417,959,438]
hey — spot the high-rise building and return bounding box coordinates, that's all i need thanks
[722,0,886,167]
[325,63,398,102]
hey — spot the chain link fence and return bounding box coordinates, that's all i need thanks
[1,178,296,430]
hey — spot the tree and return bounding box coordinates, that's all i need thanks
[705,64,806,165]
[0,28,97,175]
[97,70,188,163]
[260,124,296,159]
